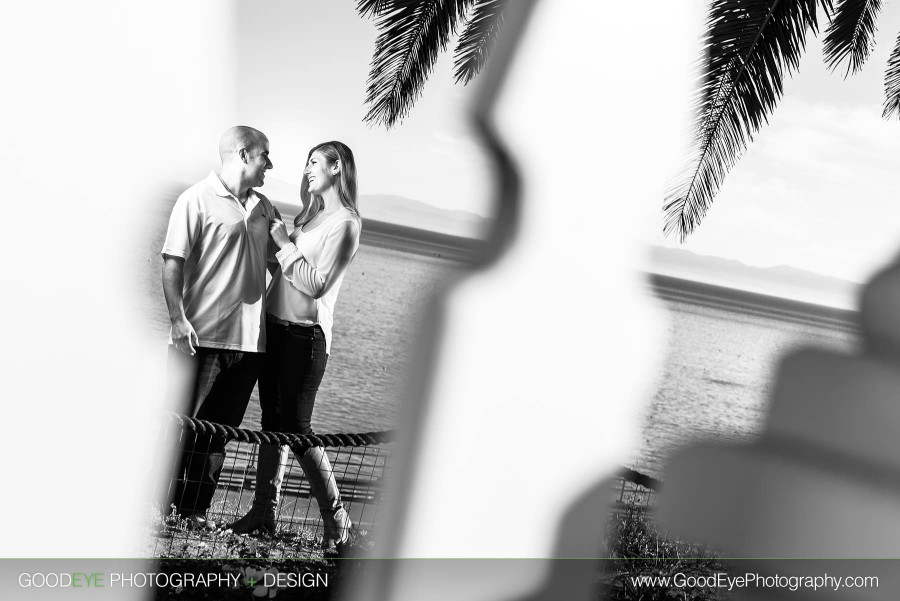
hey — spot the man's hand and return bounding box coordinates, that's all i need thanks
[270,219,291,249]
[162,254,199,356]
[171,317,199,356]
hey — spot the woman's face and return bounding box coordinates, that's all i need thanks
[305,150,336,195]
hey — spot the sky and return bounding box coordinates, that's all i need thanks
[6,0,892,567]
[646,7,900,285]
[226,0,491,218]
[175,1,900,288]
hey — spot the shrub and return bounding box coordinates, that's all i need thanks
[600,500,727,601]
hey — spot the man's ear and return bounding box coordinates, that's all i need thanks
[238,147,249,163]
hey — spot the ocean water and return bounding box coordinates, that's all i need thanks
[141,230,859,478]
[634,297,859,478]
[250,245,462,434]
[141,240,463,434]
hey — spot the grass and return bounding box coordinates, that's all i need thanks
[144,501,373,561]
[145,478,722,600]
[600,498,728,601]
[141,497,378,601]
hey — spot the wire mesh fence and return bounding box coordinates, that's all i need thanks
[611,467,660,511]
[603,469,726,600]
[146,414,393,560]
[145,413,666,562]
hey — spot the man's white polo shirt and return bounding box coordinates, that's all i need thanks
[162,171,276,352]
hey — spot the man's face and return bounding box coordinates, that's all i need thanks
[246,137,273,188]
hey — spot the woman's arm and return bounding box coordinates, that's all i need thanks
[274,219,360,299]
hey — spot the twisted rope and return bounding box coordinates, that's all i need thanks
[165,414,659,491]
[164,412,394,449]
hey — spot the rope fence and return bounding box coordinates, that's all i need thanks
[148,413,394,560]
[165,413,395,449]
[611,466,661,510]
[603,469,724,599]
[147,413,663,560]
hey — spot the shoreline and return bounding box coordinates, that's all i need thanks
[360,219,485,263]
[357,219,861,332]
[648,273,859,333]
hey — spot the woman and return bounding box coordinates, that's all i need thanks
[230,141,361,557]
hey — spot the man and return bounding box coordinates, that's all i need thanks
[162,126,276,529]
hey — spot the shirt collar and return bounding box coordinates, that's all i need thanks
[207,171,258,203]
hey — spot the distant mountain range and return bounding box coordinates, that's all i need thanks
[258,179,488,239]
[648,246,860,310]
[257,178,859,309]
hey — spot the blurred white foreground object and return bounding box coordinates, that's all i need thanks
[350,1,697,600]
[659,260,900,600]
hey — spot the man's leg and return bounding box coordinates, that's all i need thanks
[165,346,206,517]
[257,320,285,432]
[179,349,261,517]
[228,320,289,534]
[168,347,222,517]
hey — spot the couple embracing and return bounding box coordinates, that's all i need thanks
[161,126,361,557]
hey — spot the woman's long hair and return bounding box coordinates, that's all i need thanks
[295,141,361,227]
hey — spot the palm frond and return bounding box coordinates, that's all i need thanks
[452,0,509,84]
[663,0,823,241]
[362,0,473,129]
[357,0,393,19]
[884,32,900,118]
[823,0,883,76]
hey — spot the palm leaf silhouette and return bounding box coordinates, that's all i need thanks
[884,32,900,117]
[664,0,825,241]
[823,0,883,75]
[358,0,392,18]
[453,0,508,84]
[359,0,472,128]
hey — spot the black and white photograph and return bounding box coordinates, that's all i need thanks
[4,0,900,600]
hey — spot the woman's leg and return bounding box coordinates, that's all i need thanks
[278,325,352,554]
[298,444,352,555]
[277,324,328,435]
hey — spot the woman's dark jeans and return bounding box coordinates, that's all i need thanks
[259,317,329,440]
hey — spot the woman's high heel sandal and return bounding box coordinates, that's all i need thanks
[298,445,353,557]
[322,506,354,558]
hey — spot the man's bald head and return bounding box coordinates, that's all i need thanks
[219,126,268,163]
[217,125,272,194]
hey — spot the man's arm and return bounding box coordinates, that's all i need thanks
[266,204,283,276]
[162,254,199,356]
[266,238,280,276]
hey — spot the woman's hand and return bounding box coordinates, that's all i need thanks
[270,219,291,249]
